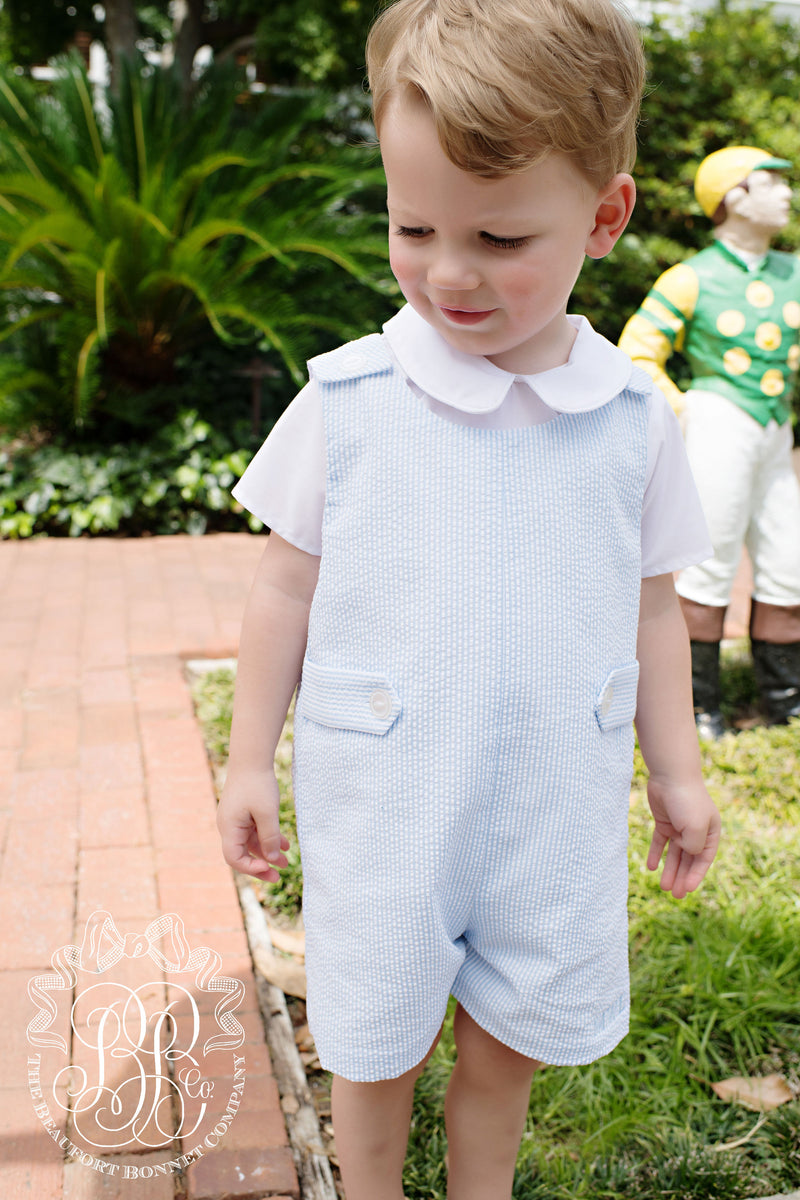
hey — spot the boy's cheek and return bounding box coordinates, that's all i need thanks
[388,245,416,289]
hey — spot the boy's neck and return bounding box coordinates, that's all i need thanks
[486,314,578,376]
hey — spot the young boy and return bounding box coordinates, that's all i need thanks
[217,2,721,1197]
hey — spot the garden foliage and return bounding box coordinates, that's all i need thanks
[3,1,800,539]
[0,55,391,438]
[0,410,261,538]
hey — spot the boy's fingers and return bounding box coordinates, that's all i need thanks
[255,829,288,864]
[646,829,668,871]
[217,823,288,881]
[239,840,286,881]
[680,860,709,895]
[675,821,715,858]
[666,852,693,898]
[664,839,717,898]
[683,839,718,892]
[658,839,682,893]
[218,826,249,868]
[223,838,266,875]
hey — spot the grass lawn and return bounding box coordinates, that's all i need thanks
[192,643,800,1200]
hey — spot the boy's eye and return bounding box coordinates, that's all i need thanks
[392,227,532,249]
[481,233,532,250]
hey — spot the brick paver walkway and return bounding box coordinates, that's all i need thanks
[0,534,300,1200]
[0,529,756,1200]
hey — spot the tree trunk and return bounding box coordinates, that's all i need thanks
[103,0,139,92]
[173,0,206,101]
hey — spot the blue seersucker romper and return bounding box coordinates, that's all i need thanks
[292,333,650,1082]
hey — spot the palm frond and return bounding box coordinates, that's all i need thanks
[172,219,285,264]
[0,172,68,215]
[1,212,95,277]
[0,365,59,399]
[74,326,101,423]
[0,56,391,431]
[212,301,307,385]
[0,305,61,343]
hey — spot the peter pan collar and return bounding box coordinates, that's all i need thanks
[382,303,634,415]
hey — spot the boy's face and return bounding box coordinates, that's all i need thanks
[381,94,622,375]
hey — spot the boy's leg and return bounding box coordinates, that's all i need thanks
[331,1034,441,1200]
[445,1003,540,1200]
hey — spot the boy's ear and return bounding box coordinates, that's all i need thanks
[585,173,636,260]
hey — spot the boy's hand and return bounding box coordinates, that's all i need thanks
[645,778,721,899]
[217,770,289,882]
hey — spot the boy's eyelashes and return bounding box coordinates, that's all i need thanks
[393,226,532,250]
[393,225,431,239]
[482,233,532,250]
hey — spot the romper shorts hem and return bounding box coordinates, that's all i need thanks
[311,990,630,1082]
[450,986,630,1069]
[314,1021,447,1083]
[309,981,451,1083]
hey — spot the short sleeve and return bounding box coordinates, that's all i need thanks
[231,381,325,556]
[640,386,712,577]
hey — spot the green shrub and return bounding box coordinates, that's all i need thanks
[8,0,800,535]
[0,409,264,537]
[0,56,392,439]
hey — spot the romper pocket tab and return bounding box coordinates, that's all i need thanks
[299,659,402,735]
[595,661,640,732]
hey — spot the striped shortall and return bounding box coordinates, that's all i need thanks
[292,333,650,1082]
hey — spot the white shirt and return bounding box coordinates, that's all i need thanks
[233,305,711,576]
[716,235,768,273]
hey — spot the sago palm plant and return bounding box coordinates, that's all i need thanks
[0,56,390,432]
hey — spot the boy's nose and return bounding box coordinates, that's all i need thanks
[426,250,480,292]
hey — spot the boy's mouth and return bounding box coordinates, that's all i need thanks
[438,306,496,326]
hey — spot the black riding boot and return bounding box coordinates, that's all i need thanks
[750,640,800,725]
[690,640,726,739]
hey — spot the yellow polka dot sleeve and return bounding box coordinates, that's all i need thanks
[618,264,700,415]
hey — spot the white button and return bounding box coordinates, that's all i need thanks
[369,689,393,719]
[600,686,615,717]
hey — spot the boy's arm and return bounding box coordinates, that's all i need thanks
[217,532,320,880]
[635,573,721,898]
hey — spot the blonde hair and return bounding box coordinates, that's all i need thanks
[366,0,645,186]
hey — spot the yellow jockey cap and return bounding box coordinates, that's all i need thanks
[694,146,792,218]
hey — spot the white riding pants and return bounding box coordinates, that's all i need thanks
[676,390,800,608]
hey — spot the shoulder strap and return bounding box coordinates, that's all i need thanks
[308,333,393,383]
